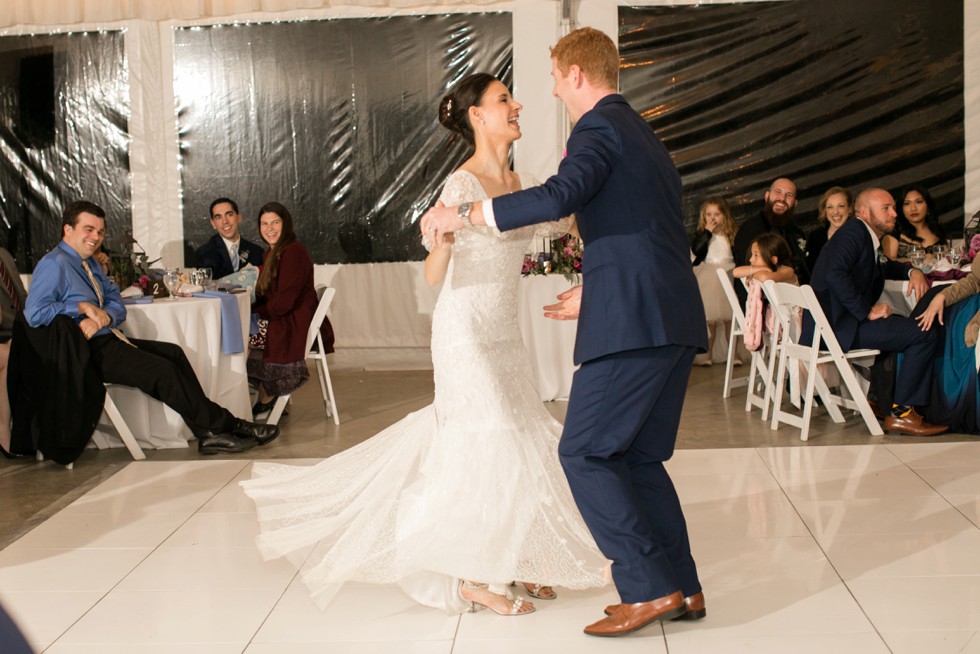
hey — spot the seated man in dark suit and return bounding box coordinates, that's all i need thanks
[195,198,265,278]
[24,200,280,454]
[806,187,947,436]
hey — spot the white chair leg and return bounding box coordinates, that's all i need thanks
[799,361,821,442]
[266,394,290,426]
[838,362,884,436]
[319,358,340,426]
[103,392,146,461]
[722,326,737,399]
[312,354,340,426]
[770,351,789,431]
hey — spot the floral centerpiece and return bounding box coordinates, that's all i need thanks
[967,233,980,264]
[522,234,583,284]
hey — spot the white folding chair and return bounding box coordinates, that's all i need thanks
[37,384,146,469]
[266,286,340,426]
[716,268,749,398]
[764,281,883,441]
[717,269,778,417]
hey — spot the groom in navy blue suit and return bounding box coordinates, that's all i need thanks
[805,188,947,436]
[422,27,707,636]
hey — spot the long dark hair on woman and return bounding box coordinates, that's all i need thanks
[437,72,498,146]
[255,201,298,298]
[892,185,947,244]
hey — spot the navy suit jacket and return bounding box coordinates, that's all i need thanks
[805,218,913,350]
[195,234,265,279]
[493,94,706,365]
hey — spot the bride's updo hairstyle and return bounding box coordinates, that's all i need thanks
[438,72,497,146]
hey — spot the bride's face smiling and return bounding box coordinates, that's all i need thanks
[471,80,523,144]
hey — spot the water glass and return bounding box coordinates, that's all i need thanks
[162,269,181,300]
[909,248,925,269]
[197,267,213,290]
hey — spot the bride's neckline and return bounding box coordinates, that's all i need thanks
[456,169,525,199]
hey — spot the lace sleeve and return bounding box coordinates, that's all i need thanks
[420,171,486,252]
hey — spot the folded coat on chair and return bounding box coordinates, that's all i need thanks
[8,313,105,464]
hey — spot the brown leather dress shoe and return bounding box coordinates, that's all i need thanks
[585,591,686,637]
[604,591,706,621]
[883,408,948,436]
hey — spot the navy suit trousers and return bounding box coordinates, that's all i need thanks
[851,313,938,407]
[558,345,700,603]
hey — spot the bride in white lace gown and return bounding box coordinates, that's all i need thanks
[241,73,609,616]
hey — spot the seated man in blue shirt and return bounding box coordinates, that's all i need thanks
[24,200,279,454]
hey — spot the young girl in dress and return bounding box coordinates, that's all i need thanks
[733,233,798,285]
[734,233,798,351]
[691,197,737,366]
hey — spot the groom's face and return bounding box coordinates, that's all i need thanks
[550,59,574,113]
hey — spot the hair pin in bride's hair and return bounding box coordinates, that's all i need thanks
[446,97,454,113]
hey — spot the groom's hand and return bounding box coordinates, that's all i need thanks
[544,285,582,320]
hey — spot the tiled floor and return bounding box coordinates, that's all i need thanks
[1,366,979,652]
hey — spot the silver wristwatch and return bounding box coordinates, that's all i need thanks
[457,202,472,227]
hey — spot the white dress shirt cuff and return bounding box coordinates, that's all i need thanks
[481,199,497,229]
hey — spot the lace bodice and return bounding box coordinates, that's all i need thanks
[429,171,570,425]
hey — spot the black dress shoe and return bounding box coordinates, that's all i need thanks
[233,419,280,446]
[196,431,258,455]
[252,399,276,416]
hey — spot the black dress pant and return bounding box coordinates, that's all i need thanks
[87,334,237,435]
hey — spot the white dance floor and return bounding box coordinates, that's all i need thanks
[1,442,979,653]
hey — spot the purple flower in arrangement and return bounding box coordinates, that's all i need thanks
[969,234,980,260]
[523,233,583,283]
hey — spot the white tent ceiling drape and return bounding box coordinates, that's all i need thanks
[0,0,507,28]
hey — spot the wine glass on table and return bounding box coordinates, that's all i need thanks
[163,269,181,300]
[908,247,925,271]
[197,267,213,290]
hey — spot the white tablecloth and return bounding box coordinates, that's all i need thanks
[91,292,252,450]
[880,279,955,316]
[517,275,579,401]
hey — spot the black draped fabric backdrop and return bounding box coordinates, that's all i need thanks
[0,31,129,271]
[619,1,964,236]
[175,14,512,265]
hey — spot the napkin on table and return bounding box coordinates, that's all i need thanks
[192,290,245,354]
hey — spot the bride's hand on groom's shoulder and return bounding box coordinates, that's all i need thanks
[544,285,582,321]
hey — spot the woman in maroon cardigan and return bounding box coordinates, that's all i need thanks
[249,202,319,415]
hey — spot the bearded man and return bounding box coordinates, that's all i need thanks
[732,178,809,304]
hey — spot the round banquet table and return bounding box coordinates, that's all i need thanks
[91,292,252,450]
